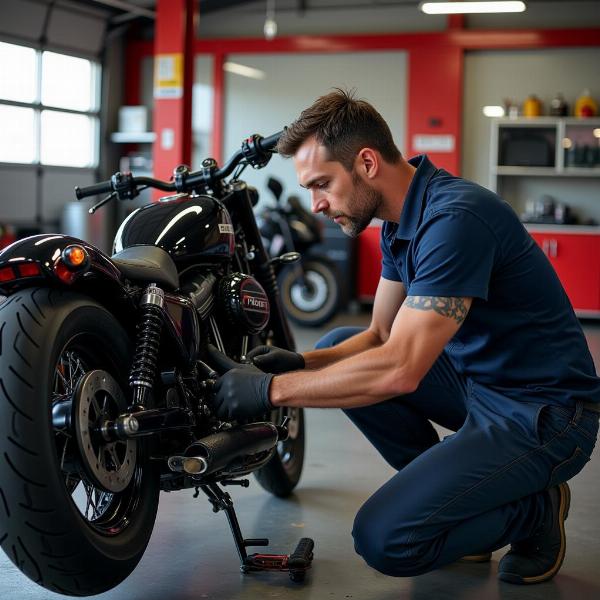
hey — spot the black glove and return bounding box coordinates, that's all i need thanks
[212,364,274,420]
[247,345,305,374]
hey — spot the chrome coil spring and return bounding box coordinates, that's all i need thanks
[129,284,165,405]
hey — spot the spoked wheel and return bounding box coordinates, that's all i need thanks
[0,289,159,596]
[279,260,340,327]
[254,406,305,497]
[53,358,139,534]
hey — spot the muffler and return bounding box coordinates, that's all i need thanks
[168,422,279,477]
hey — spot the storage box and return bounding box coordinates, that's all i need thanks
[118,106,149,133]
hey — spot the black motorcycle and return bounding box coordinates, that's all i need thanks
[0,133,313,596]
[257,177,340,327]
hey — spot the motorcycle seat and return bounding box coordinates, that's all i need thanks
[112,245,179,290]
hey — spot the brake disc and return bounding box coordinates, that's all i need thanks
[73,369,137,493]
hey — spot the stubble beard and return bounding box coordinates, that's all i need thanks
[337,171,384,238]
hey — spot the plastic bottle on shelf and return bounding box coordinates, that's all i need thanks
[574,89,598,117]
[523,94,543,117]
[550,93,569,116]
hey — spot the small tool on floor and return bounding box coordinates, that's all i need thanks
[198,480,315,582]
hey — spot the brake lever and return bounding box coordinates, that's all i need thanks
[88,191,117,214]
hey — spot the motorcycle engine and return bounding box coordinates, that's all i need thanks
[218,273,270,334]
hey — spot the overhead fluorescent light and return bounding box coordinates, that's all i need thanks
[223,62,266,80]
[420,2,526,14]
[483,105,505,117]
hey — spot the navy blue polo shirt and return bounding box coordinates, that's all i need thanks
[380,155,600,409]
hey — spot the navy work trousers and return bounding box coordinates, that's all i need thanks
[315,327,599,577]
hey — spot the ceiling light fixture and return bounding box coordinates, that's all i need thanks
[264,0,278,41]
[223,62,267,80]
[420,1,526,14]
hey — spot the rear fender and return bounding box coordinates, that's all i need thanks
[0,234,132,313]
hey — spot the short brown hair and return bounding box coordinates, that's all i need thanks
[277,88,401,170]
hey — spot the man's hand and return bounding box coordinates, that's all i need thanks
[212,364,274,420]
[247,345,305,374]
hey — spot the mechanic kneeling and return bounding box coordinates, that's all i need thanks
[212,89,600,585]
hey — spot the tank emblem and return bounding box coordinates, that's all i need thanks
[242,293,269,313]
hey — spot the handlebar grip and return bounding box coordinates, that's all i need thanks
[75,180,113,200]
[259,131,283,153]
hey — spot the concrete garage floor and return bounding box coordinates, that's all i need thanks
[1,311,600,600]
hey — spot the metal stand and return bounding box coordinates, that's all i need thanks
[198,481,314,582]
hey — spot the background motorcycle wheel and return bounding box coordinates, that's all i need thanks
[254,406,305,497]
[0,288,160,596]
[279,259,340,327]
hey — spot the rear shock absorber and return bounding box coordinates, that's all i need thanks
[129,283,165,407]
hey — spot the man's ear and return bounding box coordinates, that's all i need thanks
[356,148,379,180]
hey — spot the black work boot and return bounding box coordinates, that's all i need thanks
[498,482,571,585]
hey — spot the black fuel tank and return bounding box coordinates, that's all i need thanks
[113,193,235,263]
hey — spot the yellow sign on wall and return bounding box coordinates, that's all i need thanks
[154,53,183,99]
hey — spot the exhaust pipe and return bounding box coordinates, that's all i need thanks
[168,422,279,476]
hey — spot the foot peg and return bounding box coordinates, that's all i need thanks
[197,481,314,582]
[244,538,315,582]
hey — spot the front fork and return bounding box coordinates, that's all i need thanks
[226,185,296,350]
[271,211,307,287]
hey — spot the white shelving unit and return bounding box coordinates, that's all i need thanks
[489,116,600,190]
[489,117,600,225]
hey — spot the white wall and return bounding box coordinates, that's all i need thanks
[222,51,407,209]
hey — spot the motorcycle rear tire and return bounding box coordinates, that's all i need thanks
[279,260,340,328]
[254,407,305,497]
[0,288,160,596]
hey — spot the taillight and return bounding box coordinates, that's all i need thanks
[54,260,77,284]
[0,262,42,283]
[0,266,15,282]
[17,262,41,277]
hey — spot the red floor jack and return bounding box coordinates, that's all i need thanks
[198,481,315,582]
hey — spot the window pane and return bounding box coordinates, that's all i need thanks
[41,111,96,167]
[0,42,37,103]
[0,105,36,163]
[41,52,96,111]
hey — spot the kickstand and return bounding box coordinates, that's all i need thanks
[199,481,314,582]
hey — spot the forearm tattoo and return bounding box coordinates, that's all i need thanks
[404,296,468,324]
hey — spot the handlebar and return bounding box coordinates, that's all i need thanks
[75,180,113,199]
[74,131,283,202]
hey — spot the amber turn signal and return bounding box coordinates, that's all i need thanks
[61,245,88,270]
